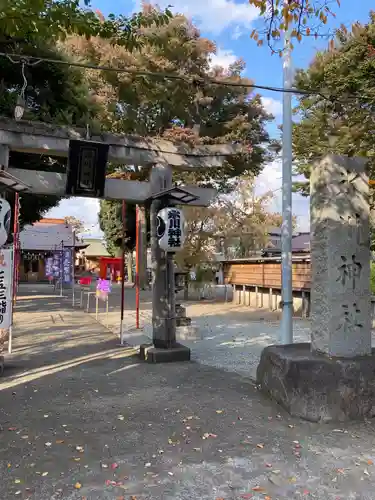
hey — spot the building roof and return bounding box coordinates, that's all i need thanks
[20,222,74,250]
[81,238,110,257]
[36,218,66,225]
[291,233,310,253]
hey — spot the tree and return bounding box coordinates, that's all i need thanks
[174,177,297,269]
[0,31,100,227]
[1,1,171,49]
[64,216,84,234]
[67,10,274,255]
[292,14,375,194]
[0,2,171,227]
[249,0,341,53]
[98,201,137,257]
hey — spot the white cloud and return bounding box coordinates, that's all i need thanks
[255,159,310,232]
[46,197,103,238]
[261,97,283,117]
[133,0,258,35]
[209,48,237,69]
[231,25,244,40]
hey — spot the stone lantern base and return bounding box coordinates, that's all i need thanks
[139,342,191,363]
[257,343,375,422]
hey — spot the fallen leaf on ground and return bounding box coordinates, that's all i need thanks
[74,482,82,489]
[256,443,264,449]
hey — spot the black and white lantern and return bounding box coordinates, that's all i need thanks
[0,199,11,248]
[157,207,186,252]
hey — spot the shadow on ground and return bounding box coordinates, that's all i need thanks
[2,285,375,499]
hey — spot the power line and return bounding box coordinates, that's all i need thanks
[0,51,328,99]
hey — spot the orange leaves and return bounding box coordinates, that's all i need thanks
[249,0,340,52]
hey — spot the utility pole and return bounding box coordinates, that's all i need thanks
[280,12,293,345]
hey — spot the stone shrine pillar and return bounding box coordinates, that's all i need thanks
[310,154,371,357]
[256,155,375,422]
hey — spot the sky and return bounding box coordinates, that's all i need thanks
[47,0,374,236]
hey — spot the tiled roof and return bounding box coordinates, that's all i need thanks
[82,239,110,257]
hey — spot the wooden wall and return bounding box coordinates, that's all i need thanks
[224,259,311,290]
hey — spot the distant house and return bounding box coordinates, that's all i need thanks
[76,238,110,273]
[19,218,86,282]
[262,230,310,256]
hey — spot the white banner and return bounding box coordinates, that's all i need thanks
[157,207,186,252]
[0,249,13,330]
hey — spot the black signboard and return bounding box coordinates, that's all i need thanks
[66,140,109,198]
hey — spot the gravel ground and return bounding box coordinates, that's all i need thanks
[2,284,375,500]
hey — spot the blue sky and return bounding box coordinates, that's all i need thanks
[48,0,373,234]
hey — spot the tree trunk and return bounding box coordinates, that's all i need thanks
[126,251,133,283]
[137,205,148,289]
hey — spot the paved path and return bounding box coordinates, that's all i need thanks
[2,287,375,499]
[89,286,310,380]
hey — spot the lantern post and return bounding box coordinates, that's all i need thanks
[141,165,197,363]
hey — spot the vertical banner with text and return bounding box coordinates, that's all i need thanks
[52,251,62,279]
[62,249,72,284]
[0,249,13,329]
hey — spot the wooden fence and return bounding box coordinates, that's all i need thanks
[223,257,311,291]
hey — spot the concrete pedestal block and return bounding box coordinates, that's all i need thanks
[176,325,201,340]
[176,316,191,327]
[257,343,375,422]
[139,342,191,363]
[175,304,186,318]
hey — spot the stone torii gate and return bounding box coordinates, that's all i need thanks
[0,118,240,362]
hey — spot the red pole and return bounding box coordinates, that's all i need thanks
[135,205,140,329]
[12,193,19,306]
[120,200,126,344]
